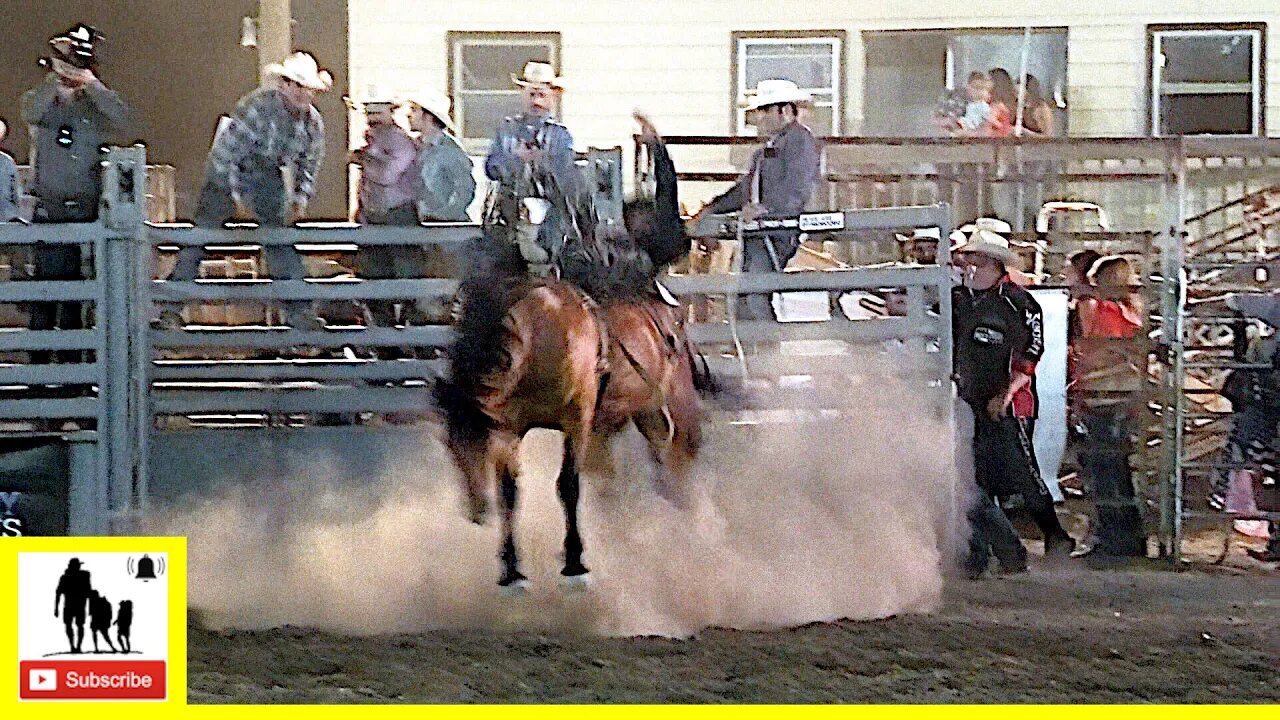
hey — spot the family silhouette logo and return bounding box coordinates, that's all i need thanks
[17,551,170,701]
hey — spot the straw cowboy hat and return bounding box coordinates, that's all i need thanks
[958,229,1020,267]
[399,88,457,132]
[958,216,1013,235]
[265,52,333,91]
[1087,255,1141,287]
[895,227,942,244]
[742,79,813,112]
[512,61,565,90]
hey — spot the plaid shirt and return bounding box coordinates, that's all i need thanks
[208,87,325,205]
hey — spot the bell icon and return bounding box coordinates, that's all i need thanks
[135,554,157,581]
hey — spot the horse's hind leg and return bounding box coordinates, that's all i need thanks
[634,409,694,510]
[497,464,528,590]
[557,439,590,584]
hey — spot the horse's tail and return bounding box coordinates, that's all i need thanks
[434,266,525,446]
[433,378,492,448]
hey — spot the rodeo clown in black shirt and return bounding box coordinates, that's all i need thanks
[953,229,1075,578]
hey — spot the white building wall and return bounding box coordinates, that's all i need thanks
[351,0,1279,148]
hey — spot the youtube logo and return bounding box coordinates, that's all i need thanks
[28,668,57,692]
[19,661,165,701]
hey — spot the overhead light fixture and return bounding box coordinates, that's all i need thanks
[241,17,258,48]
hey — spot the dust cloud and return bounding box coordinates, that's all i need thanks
[151,349,966,638]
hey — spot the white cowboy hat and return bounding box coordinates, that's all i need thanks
[957,229,1020,267]
[399,88,457,133]
[959,217,1013,235]
[265,52,333,91]
[742,79,813,112]
[895,227,942,244]
[949,230,969,249]
[512,61,565,90]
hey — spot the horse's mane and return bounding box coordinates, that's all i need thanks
[434,234,531,446]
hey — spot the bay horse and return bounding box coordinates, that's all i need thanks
[588,295,707,508]
[434,266,606,591]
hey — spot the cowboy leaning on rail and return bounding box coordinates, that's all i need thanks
[484,62,581,274]
[159,52,332,331]
[691,79,821,321]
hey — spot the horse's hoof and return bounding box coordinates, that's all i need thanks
[559,572,591,592]
[499,578,530,597]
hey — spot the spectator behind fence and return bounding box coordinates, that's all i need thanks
[692,79,821,321]
[1020,75,1056,136]
[161,52,332,331]
[358,89,475,333]
[407,89,474,223]
[351,99,419,226]
[0,119,20,222]
[1219,292,1280,564]
[952,72,995,135]
[987,68,1018,138]
[22,24,132,223]
[22,24,132,381]
[1071,256,1147,560]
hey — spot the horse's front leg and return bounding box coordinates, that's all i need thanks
[558,439,590,587]
[497,463,528,592]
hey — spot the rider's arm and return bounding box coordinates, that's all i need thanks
[703,150,756,215]
[484,121,520,182]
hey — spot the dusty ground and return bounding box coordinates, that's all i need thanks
[189,559,1279,704]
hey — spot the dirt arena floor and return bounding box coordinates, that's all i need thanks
[189,553,1278,704]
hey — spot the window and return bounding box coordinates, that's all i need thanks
[1149,24,1266,136]
[448,31,561,146]
[861,28,1069,137]
[732,31,845,136]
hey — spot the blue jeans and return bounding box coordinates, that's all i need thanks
[966,491,1028,574]
[169,167,313,326]
[738,232,800,321]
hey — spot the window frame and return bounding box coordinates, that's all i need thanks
[730,30,846,136]
[1147,22,1267,137]
[446,30,562,149]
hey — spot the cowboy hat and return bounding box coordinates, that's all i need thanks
[265,52,333,91]
[895,227,942,244]
[742,79,813,112]
[959,216,1012,235]
[398,88,457,132]
[957,229,1020,267]
[512,61,565,90]
[1087,255,1141,287]
[49,24,101,70]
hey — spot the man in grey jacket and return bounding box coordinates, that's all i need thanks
[693,79,821,320]
[22,24,131,223]
[22,24,132,372]
[0,119,20,223]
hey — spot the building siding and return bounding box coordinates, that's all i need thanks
[349,1,1278,211]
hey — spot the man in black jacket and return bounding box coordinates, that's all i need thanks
[953,231,1075,577]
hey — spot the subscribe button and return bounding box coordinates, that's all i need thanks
[20,660,166,701]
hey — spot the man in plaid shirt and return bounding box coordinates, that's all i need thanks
[163,52,332,330]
